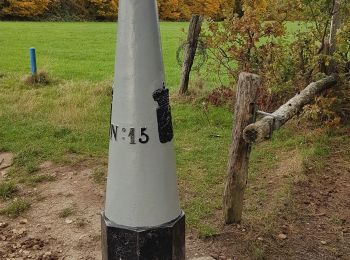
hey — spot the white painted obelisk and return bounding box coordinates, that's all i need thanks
[102,1,185,258]
[104,0,182,229]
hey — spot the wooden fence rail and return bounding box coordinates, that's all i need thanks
[243,76,337,144]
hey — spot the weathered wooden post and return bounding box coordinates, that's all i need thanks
[223,72,260,224]
[101,0,185,259]
[233,0,244,17]
[179,14,204,95]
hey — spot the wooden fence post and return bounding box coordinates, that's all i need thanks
[179,15,203,95]
[223,72,260,224]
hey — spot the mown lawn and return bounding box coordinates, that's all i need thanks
[0,21,333,236]
[0,21,188,87]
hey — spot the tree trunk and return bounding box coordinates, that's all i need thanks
[329,0,342,55]
[233,0,244,18]
[178,15,203,95]
[223,73,260,224]
[243,76,337,144]
[320,0,342,74]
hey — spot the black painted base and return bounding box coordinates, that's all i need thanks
[101,212,185,260]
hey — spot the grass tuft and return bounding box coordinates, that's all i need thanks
[91,168,106,184]
[250,243,266,260]
[58,207,75,218]
[13,147,43,167]
[300,132,331,174]
[24,174,56,186]
[23,71,51,86]
[0,198,31,218]
[197,224,218,238]
[0,182,18,199]
[53,127,72,138]
[13,147,44,174]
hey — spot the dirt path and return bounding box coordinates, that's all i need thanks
[0,160,210,260]
[283,144,350,259]
[0,138,349,259]
[0,162,104,259]
[185,140,350,259]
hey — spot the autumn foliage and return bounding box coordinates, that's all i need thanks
[0,0,233,20]
[88,0,118,20]
[204,0,350,123]
[156,0,230,21]
[1,0,51,17]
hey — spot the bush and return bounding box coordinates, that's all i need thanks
[41,0,90,21]
[2,0,51,18]
[88,0,118,21]
[204,1,350,123]
[204,1,290,111]
[0,0,234,21]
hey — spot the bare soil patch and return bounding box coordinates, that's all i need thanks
[0,163,104,259]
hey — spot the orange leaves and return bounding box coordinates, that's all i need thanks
[88,0,118,20]
[158,0,181,21]
[243,0,268,14]
[203,0,223,18]
[158,0,227,20]
[187,0,226,19]
[1,0,231,20]
[3,0,51,17]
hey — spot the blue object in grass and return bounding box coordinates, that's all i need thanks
[30,47,37,75]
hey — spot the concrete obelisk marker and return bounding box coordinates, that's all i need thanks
[101,0,185,259]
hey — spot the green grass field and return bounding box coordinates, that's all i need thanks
[0,22,189,87]
[0,22,334,236]
[0,21,305,87]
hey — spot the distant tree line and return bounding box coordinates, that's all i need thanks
[0,0,239,21]
[0,0,118,21]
